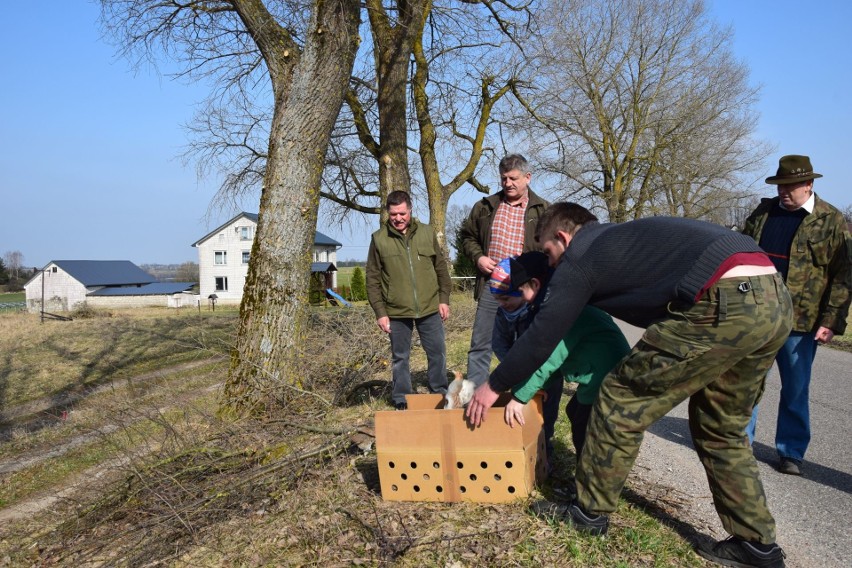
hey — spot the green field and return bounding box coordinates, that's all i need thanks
[334,265,363,289]
[0,292,25,303]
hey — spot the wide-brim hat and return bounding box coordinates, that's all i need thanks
[765,155,823,185]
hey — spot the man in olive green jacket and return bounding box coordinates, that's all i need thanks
[366,191,452,409]
[743,155,852,476]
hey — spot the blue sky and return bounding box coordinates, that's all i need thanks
[1,1,850,268]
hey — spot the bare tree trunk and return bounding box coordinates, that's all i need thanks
[368,0,429,223]
[223,0,361,415]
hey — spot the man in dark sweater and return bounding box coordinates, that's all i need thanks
[467,203,793,568]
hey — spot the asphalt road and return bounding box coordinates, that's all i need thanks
[616,321,852,567]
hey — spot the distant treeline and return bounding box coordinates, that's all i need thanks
[141,262,199,283]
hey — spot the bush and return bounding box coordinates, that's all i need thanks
[452,232,476,278]
[349,266,367,301]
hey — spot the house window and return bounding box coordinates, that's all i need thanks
[215,277,229,291]
[214,251,227,265]
[242,251,250,265]
[239,226,252,240]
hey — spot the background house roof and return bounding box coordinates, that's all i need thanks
[88,282,196,296]
[51,260,157,287]
[191,212,342,248]
[310,262,337,273]
[313,232,342,247]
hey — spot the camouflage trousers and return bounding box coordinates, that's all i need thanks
[577,273,792,544]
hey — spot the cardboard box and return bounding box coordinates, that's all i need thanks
[375,392,546,503]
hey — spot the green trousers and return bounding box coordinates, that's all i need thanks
[577,273,792,544]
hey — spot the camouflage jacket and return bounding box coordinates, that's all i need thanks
[742,194,851,334]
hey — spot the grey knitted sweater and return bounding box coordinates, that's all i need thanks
[489,217,766,391]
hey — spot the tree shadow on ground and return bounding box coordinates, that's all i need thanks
[647,414,852,495]
[0,315,232,442]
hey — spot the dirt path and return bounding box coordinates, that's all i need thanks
[0,453,136,525]
[0,373,224,525]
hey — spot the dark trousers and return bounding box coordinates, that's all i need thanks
[389,312,448,405]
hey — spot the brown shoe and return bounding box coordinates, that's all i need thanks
[778,458,801,476]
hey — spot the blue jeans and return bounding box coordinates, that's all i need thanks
[466,292,499,386]
[746,331,817,462]
[389,312,448,405]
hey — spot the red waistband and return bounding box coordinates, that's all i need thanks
[696,252,774,301]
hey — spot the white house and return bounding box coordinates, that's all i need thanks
[24,260,196,312]
[192,212,343,304]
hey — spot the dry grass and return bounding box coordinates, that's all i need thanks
[0,297,712,567]
[0,308,234,410]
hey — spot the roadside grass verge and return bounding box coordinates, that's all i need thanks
[829,312,852,352]
[0,294,712,566]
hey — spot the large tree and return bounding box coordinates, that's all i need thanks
[317,1,534,258]
[101,0,360,414]
[517,0,770,222]
[2,251,23,282]
[185,1,535,256]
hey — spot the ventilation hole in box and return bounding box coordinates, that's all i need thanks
[457,461,464,469]
[508,486,516,494]
[389,461,396,469]
[410,461,418,469]
[505,461,514,469]
[480,461,488,469]
[413,485,420,492]
[401,473,408,480]
[423,473,430,481]
[436,486,443,493]
[469,474,477,481]
[483,486,491,493]
[494,473,502,481]
[391,485,398,491]
[433,462,440,469]
[460,486,467,493]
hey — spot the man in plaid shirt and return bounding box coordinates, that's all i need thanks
[458,154,549,387]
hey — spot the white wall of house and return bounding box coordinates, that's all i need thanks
[195,215,340,304]
[313,245,340,288]
[196,220,256,303]
[87,293,200,310]
[24,264,89,312]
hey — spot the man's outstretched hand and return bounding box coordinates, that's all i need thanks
[466,381,500,427]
